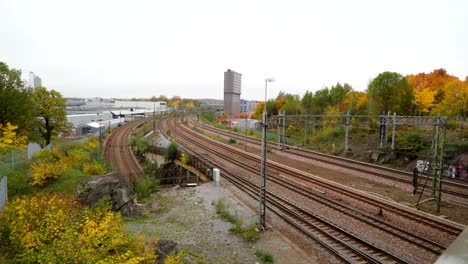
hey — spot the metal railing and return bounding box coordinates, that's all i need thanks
[0,176,7,211]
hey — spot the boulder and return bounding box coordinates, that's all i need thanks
[155,239,178,264]
[77,172,138,216]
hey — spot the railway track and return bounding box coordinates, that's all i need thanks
[160,117,465,263]
[189,119,468,202]
[104,118,147,182]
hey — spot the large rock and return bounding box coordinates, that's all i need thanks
[77,172,138,216]
[155,239,178,264]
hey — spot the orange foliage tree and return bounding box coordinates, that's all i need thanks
[407,68,460,115]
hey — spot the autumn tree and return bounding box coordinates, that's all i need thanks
[31,87,67,148]
[407,69,460,115]
[253,102,265,120]
[367,72,414,114]
[0,62,34,134]
[344,91,367,114]
[0,122,27,154]
[329,83,352,108]
[278,93,302,115]
[185,101,195,109]
[434,79,468,118]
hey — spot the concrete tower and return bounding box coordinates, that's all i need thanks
[224,69,241,116]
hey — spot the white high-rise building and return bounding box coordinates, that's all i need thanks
[28,72,42,88]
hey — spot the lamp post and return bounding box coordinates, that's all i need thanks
[259,77,275,230]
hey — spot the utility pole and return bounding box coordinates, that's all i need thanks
[344,111,350,152]
[245,113,248,151]
[99,125,102,155]
[260,78,274,231]
[153,104,156,132]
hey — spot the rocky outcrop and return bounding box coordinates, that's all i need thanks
[155,239,178,264]
[77,172,138,216]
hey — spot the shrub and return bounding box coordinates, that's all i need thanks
[83,161,107,175]
[395,129,429,156]
[30,161,64,186]
[6,164,34,197]
[165,142,179,161]
[255,249,274,264]
[0,194,156,263]
[180,152,191,165]
[228,138,236,144]
[133,176,159,200]
[164,254,181,264]
[144,162,158,176]
[131,137,149,157]
[242,223,260,241]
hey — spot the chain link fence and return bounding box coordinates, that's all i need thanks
[0,176,7,211]
[0,148,28,177]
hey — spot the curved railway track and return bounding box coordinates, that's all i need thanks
[160,117,465,263]
[104,118,147,182]
[190,118,468,202]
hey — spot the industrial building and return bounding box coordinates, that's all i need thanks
[240,99,259,113]
[224,69,241,117]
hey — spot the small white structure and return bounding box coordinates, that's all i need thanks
[213,168,220,186]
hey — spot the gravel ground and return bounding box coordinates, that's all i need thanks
[174,122,465,262]
[189,121,468,225]
[124,182,312,264]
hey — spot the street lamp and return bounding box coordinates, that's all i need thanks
[259,77,275,230]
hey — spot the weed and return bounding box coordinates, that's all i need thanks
[242,223,260,241]
[255,249,274,264]
[214,200,260,242]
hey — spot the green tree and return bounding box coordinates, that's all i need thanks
[0,62,34,134]
[312,88,331,114]
[367,71,414,114]
[279,93,302,115]
[329,82,352,107]
[31,87,67,147]
[301,91,314,114]
[165,142,179,161]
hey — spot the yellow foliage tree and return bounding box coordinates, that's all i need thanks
[0,122,27,153]
[414,88,437,115]
[170,100,181,108]
[185,101,195,109]
[434,79,468,118]
[253,102,265,120]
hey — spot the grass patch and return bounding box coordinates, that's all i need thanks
[255,249,274,264]
[133,176,159,200]
[44,168,90,194]
[213,199,259,242]
[6,164,34,198]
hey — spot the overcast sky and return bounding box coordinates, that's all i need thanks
[1,0,467,100]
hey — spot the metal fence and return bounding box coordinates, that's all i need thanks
[0,176,7,211]
[0,148,28,177]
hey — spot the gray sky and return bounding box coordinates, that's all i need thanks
[1,0,467,100]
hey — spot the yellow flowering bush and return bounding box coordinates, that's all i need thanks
[0,194,156,263]
[83,161,107,176]
[164,254,181,264]
[28,137,109,187]
[30,161,65,186]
